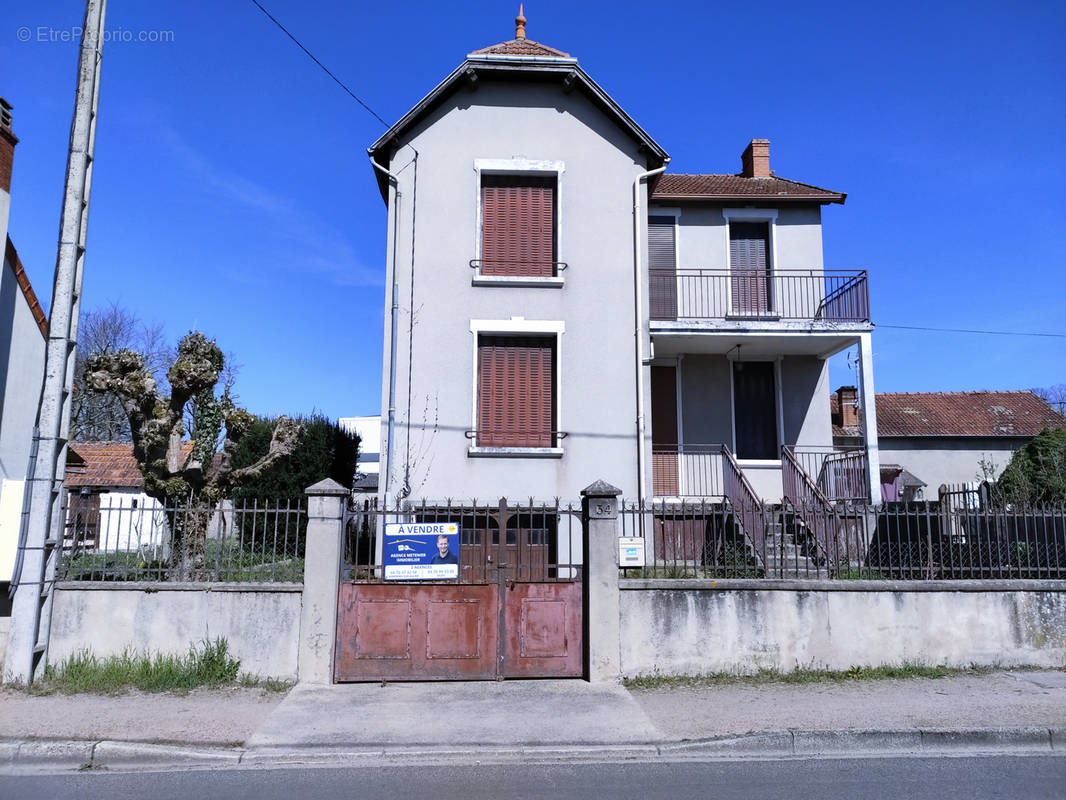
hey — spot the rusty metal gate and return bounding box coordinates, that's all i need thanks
[335,499,584,681]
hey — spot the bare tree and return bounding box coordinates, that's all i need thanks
[71,302,171,441]
[84,331,299,579]
[1032,384,1066,415]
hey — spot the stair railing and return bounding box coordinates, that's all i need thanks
[720,444,768,565]
[781,446,842,566]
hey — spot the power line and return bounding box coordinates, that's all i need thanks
[248,0,391,128]
[879,324,1066,339]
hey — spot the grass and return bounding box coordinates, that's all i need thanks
[23,638,289,695]
[61,540,304,583]
[623,663,1001,690]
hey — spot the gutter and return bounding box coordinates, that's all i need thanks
[632,160,669,510]
[369,157,402,502]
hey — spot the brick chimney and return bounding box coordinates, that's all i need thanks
[741,138,770,178]
[836,386,859,428]
[0,98,17,194]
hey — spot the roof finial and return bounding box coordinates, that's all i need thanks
[515,4,527,40]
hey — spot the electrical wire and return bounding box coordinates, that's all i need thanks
[248,0,391,128]
[878,324,1066,339]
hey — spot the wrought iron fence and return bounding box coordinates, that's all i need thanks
[649,269,869,322]
[343,497,583,584]
[619,495,1066,580]
[59,495,306,582]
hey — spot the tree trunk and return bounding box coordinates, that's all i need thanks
[170,501,214,581]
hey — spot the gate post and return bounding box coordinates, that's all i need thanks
[298,478,348,684]
[582,480,622,683]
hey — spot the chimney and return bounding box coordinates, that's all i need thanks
[0,97,16,194]
[741,138,770,178]
[837,386,859,428]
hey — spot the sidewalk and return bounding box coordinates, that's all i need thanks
[1,669,1064,773]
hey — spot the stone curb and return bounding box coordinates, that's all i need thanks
[0,727,1062,774]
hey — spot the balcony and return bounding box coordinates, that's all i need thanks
[649,269,870,325]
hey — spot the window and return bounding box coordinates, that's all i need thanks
[476,335,556,448]
[732,361,778,460]
[480,174,557,277]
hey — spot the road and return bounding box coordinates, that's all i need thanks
[2,755,1065,799]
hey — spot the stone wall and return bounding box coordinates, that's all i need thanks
[49,583,302,681]
[620,579,1066,677]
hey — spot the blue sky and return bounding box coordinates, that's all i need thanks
[2,0,1064,421]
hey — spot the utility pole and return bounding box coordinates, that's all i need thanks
[3,0,107,683]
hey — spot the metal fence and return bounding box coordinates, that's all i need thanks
[59,495,306,582]
[649,269,869,322]
[618,496,1066,580]
[343,497,583,584]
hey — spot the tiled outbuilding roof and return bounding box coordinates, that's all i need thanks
[66,441,200,489]
[876,391,1066,438]
[5,237,47,338]
[470,38,570,57]
[652,174,846,204]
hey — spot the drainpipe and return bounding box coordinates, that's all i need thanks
[370,156,401,502]
[632,160,669,510]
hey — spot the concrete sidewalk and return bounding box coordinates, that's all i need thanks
[1,669,1064,773]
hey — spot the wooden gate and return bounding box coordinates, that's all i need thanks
[335,500,584,682]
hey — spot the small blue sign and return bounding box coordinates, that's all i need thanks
[383,522,460,581]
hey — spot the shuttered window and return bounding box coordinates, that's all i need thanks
[480,175,556,277]
[729,221,772,315]
[648,215,678,320]
[477,335,556,448]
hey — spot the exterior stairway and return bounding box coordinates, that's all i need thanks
[761,510,830,578]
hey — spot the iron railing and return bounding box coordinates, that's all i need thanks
[59,496,306,582]
[465,430,568,448]
[469,259,568,277]
[344,497,583,585]
[649,268,869,322]
[620,491,1066,580]
[783,445,869,503]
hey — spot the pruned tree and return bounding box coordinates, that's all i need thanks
[84,331,300,579]
[71,302,171,441]
[1032,385,1066,416]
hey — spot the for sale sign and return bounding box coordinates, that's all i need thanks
[383,522,460,581]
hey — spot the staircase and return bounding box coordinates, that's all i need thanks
[761,509,830,578]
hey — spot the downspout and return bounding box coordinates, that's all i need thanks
[370,157,401,502]
[632,160,669,510]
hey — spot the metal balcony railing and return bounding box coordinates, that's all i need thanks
[649,269,870,323]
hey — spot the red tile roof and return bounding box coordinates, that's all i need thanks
[5,237,47,338]
[66,441,200,489]
[470,38,570,57]
[651,173,846,204]
[876,391,1066,438]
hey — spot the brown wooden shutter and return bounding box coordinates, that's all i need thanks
[650,364,679,495]
[648,215,677,320]
[729,221,771,314]
[477,336,555,447]
[481,175,555,277]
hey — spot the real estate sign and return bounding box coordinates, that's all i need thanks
[383,522,460,580]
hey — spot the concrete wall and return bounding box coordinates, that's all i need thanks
[619,581,1066,676]
[49,584,303,680]
[379,79,652,502]
[879,437,1023,493]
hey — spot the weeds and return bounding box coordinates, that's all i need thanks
[30,638,241,695]
[623,662,999,689]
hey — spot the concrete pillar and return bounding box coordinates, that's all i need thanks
[858,332,882,505]
[582,480,622,683]
[298,478,348,684]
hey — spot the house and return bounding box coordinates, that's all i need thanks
[368,13,880,563]
[0,98,48,589]
[831,387,1066,498]
[63,442,235,554]
[338,415,380,493]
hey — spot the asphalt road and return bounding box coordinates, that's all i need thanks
[3,755,1065,800]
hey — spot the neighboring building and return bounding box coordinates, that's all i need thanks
[0,98,48,588]
[339,415,380,493]
[831,387,1066,498]
[369,12,880,536]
